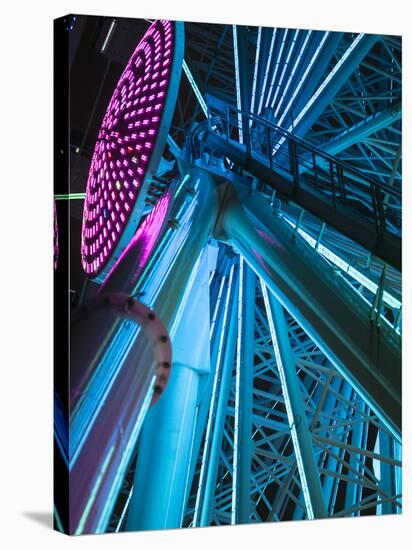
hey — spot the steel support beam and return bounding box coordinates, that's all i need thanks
[277,32,343,128]
[126,248,212,531]
[195,263,239,526]
[263,286,328,519]
[215,183,401,437]
[344,399,366,513]
[232,260,255,523]
[291,34,380,139]
[321,103,401,156]
[378,431,397,514]
[320,380,354,513]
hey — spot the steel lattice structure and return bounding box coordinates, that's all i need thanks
[55,16,402,535]
[182,251,401,525]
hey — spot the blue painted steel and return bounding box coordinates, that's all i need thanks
[126,248,212,530]
[321,103,401,156]
[216,184,401,436]
[186,253,234,524]
[196,263,239,526]
[323,380,355,514]
[290,34,380,139]
[264,287,327,519]
[69,24,403,530]
[274,32,343,127]
[232,260,255,523]
[378,431,396,514]
[344,398,366,514]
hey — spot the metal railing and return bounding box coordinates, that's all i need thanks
[202,101,401,238]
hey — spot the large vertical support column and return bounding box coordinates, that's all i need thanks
[232,259,255,523]
[216,183,401,437]
[121,167,219,531]
[262,285,327,519]
[194,262,239,527]
[183,251,232,517]
[126,248,212,531]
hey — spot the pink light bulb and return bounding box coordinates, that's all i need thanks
[81,19,176,278]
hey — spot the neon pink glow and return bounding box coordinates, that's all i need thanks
[132,192,171,268]
[81,20,174,277]
[104,192,171,282]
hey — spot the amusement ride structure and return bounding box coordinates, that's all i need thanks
[54,17,402,534]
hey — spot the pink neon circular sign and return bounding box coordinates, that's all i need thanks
[81,20,182,280]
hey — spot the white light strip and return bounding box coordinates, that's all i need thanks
[290,33,365,127]
[258,29,277,115]
[260,279,315,520]
[210,275,227,340]
[231,257,244,523]
[274,30,312,119]
[233,25,244,143]
[265,29,289,109]
[270,29,300,110]
[273,33,365,155]
[282,216,401,311]
[277,31,329,128]
[115,486,133,532]
[193,265,236,525]
[101,19,116,53]
[167,134,180,157]
[182,59,208,116]
[250,27,262,119]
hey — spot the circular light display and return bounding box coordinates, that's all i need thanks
[81,20,184,281]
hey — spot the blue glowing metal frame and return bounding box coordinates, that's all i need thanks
[265,29,289,110]
[232,25,244,143]
[250,27,262,117]
[270,29,300,111]
[257,28,276,115]
[183,59,208,116]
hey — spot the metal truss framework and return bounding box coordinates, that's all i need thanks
[182,27,401,194]
[113,22,401,531]
[107,236,401,530]
[181,249,401,525]
[64,17,402,532]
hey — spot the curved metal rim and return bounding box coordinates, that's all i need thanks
[72,292,172,405]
